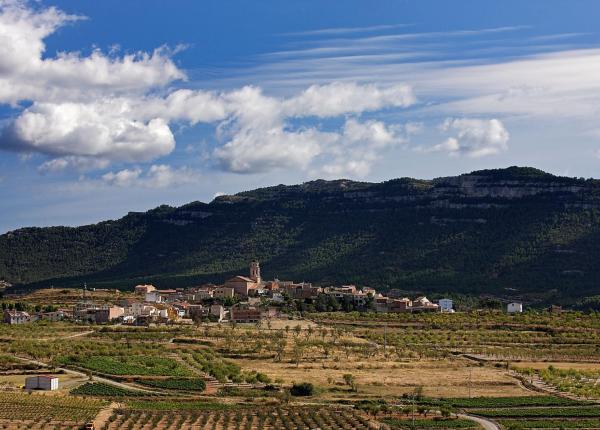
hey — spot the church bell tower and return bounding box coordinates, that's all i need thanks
[249,260,261,284]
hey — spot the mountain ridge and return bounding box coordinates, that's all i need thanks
[2,166,600,305]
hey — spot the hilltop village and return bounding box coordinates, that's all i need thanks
[1,261,473,326]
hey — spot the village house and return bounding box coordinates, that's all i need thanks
[438,298,454,312]
[375,296,391,313]
[193,289,214,300]
[93,306,125,323]
[145,291,162,303]
[410,296,440,312]
[3,310,31,324]
[134,284,156,295]
[189,304,225,322]
[32,310,67,322]
[507,302,523,313]
[213,286,235,299]
[280,282,320,299]
[224,276,259,297]
[230,303,262,323]
[130,303,158,317]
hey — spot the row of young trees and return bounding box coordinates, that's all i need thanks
[0,301,58,312]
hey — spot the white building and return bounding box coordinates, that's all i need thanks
[145,291,162,303]
[438,298,454,312]
[130,303,157,317]
[3,310,31,324]
[25,375,59,391]
[271,292,285,303]
[210,304,225,322]
[507,302,523,313]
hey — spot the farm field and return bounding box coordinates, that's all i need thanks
[101,406,375,430]
[3,312,600,428]
[0,392,105,429]
[234,356,528,398]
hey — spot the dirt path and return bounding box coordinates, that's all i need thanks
[62,330,94,339]
[458,413,501,430]
[93,401,119,429]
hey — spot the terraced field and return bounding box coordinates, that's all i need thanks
[100,407,373,430]
[0,392,105,430]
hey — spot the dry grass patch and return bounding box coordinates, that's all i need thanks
[234,357,532,398]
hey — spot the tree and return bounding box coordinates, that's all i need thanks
[343,373,357,392]
[440,407,452,418]
[292,342,305,367]
[274,339,287,362]
[306,325,314,339]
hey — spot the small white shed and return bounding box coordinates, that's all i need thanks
[25,375,59,390]
[507,302,523,313]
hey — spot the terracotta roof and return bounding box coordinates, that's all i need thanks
[228,276,254,282]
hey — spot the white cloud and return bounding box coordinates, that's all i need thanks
[428,118,509,157]
[101,164,199,188]
[140,89,228,125]
[144,164,200,188]
[213,85,413,174]
[0,1,183,105]
[213,85,330,173]
[38,156,110,173]
[101,167,142,187]
[5,101,175,162]
[318,118,407,178]
[215,125,333,173]
[283,82,415,117]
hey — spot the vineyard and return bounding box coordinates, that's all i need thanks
[0,392,104,429]
[536,366,600,399]
[71,382,163,398]
[311,312,600,362]
[381,418,478,429]
[99,407,374,430]
[58,354,193,377]
[4,313,600,429]
[497,419,600,429]
[136,378,207,391]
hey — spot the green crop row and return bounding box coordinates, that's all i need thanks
[136,378,206,391]
[472,406,600,418]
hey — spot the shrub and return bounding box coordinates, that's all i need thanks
[290,382,315,396]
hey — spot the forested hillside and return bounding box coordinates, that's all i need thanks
[2,166,600,304]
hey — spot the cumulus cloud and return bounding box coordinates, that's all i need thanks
[0,1,419,180]
[101,164,200,188]
[212,85,412,174]
[213,86,334,173]
[319,118,407,178]
[0,1,183,105]
[4,101,175,162]
[428,118,509,157]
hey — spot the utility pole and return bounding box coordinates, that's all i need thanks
[412,392,417,429]
[468,367,472,398]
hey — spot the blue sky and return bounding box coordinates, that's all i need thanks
[1,0,600,232]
